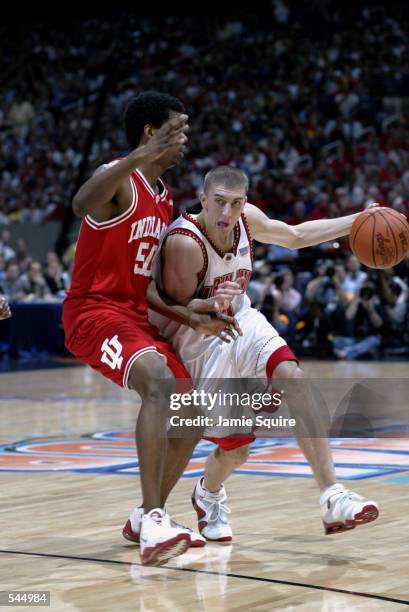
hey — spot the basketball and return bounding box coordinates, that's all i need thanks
[349,207,409,268]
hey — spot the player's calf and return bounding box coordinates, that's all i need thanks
[193,444,250,542]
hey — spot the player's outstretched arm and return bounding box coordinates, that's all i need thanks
[72,114,188,219]
[244,203,361,248]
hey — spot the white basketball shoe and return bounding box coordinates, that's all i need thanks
[192,478,232,542]
[320,484,379,535]
[123,506,206,548]
[139,508,190,566]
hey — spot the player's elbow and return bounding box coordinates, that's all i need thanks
[72,193,86,218]
[289,228,303,249]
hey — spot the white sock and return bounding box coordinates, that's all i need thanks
[200,477,222,496]
[320,483,345,504]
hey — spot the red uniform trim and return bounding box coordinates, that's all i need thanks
[266,345,299,380]
[203,432,255,451]
[182,212,241,258]
[85,175,138,230]
[241,212,253,262]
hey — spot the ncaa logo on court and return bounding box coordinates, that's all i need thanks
[0,431,408,480]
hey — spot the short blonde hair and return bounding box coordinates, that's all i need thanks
[204,166,249,194]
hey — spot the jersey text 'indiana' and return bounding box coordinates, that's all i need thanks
[128,216,167,243]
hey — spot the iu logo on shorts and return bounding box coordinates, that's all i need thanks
[101,335,123,370]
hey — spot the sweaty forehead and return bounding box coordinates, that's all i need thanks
[210,185,247,200]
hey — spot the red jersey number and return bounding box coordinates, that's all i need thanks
[134,242,158,277]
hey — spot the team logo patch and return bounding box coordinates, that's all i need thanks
[0,431,408,480]
[239,246,249,256]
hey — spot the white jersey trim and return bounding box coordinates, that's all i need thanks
[123,346,159,388]
[134,169,169,202]
[85,174,138,231]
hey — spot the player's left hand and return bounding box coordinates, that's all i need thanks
[0,296,11,320]
[366,202,407,222]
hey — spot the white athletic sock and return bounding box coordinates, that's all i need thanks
[200,477,223,497]
[320,483,345,505]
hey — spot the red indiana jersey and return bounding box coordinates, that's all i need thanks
[63,165,173,331]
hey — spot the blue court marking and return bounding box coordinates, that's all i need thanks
[335,447,409,457]
[2,431,409,478]
[233,469,402,480]
[246,459,409,470]
[381,474,409,483]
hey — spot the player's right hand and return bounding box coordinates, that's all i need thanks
[140,114,189,162]
[189,311,242,341]
[0,296,11,320]
[213,281,243,312]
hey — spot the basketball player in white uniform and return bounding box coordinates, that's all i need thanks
[151,166,380,542]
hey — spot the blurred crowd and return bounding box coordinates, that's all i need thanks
[1,2,409,358]
[249,249,409,359]
[0,230,72,303]
[1,3,409,224]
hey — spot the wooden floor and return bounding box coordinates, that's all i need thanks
[0,361,408,611]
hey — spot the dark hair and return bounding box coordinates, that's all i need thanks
[123,91,185,149]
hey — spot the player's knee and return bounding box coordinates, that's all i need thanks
[128,354,175,403]
[274,361,304,380]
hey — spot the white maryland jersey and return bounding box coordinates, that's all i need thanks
[150,211,253,362]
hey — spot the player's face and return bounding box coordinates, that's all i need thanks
[201,185,247,235]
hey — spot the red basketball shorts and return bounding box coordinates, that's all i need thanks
[63,305,191,390]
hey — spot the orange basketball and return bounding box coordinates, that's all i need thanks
[349,207,409,268]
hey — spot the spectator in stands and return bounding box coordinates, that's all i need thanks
[342,255,367,298]
[305,261,348,310]
[0,262,24,301]
[20,261,51,301]
[0,231,16,261]
[272,269,302,314]
[333,282,387,360]
[15,239,29,265]
[44,259,70,297]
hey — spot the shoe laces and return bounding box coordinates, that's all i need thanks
[330,490,363,509]
[202,495,231,523]
[169,518,192,533]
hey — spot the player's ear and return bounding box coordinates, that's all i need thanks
[199,192,207,209]
[144,124,155,139]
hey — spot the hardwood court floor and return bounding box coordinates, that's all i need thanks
[0,361,408,611]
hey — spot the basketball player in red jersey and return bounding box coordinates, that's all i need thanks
[62,93,240,566]
[0,296,11,320]
[152,166,384,541]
